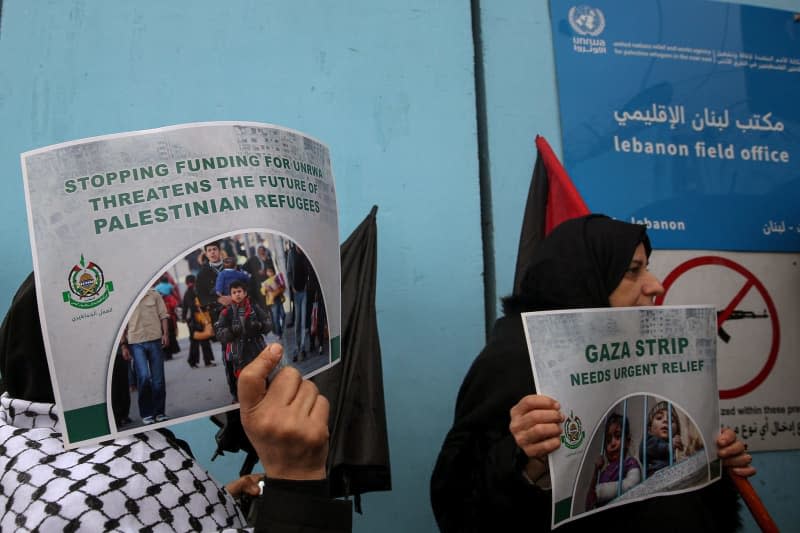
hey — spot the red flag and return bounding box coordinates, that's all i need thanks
[512,135,590,295]
[535,135,589,234]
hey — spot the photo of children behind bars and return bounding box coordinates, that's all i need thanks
[108,230,331,431]
[572,395,710,518]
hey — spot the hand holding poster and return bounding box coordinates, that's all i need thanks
[522,305,720,528]
[22,122,341,448]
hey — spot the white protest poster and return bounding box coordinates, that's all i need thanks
[522,306,719,528]
[22,122,341,448]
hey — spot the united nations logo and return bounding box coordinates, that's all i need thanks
[561,410,586,449]
[568,5,606,37]
[62,255,114,309]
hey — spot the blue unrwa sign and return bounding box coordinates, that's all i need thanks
[550,0,800,252]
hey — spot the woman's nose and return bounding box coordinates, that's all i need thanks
[642,271,665,300]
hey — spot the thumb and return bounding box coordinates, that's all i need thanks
[237,343,283,410]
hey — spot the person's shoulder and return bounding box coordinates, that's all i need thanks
[453,315,533,416]
[490,315,525,341]
[0,420,243,531]
[143,288,161,300]
[119,430,244,529]
[473,315,527,367]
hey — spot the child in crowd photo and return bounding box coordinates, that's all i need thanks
[214,280,273,401]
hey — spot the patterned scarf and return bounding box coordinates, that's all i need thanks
[0,394,246,532]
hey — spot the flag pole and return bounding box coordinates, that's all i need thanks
[731,475,779,533]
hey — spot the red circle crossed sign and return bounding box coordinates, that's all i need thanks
[655,256,780,400]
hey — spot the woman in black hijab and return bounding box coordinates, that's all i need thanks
[430,215,754,532]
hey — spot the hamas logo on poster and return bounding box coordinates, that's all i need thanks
[561,410,585,449]
[62,255,114,309]
[568,5,606,37]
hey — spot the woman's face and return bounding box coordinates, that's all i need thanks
[608,243,664,307]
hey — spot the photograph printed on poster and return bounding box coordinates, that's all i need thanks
[108,230,330,430]
[572,394,711,518]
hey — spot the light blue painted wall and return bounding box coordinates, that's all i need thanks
[0,1,796,531]
[0,2,483,532]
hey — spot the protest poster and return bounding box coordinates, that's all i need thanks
[22,122,341,448]
[522,305,719,528]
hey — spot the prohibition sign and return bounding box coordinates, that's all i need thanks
[654,256,779,400]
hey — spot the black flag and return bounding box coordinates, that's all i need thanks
[313,205,391,509]
[213,206,392,508]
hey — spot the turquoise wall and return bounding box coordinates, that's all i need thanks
[0,1,796,531]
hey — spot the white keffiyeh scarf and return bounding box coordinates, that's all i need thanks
[0,393,245,532]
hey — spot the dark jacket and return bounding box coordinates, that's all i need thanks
[215,297,272,375]
[196,262,223,320]
[641,432,673,477]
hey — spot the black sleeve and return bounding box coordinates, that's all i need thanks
[253,478,352,533]
[242,257,256,276]
[430,378,552,533]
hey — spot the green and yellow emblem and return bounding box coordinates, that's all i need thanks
[62,255,114,309]
[561,410,585,450]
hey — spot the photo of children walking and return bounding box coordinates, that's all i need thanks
[110,231,331,431]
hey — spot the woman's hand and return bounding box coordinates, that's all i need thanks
[717,427,756,477]
[225,473,264,498]
[509,395,564,480]
[239,344,329,481]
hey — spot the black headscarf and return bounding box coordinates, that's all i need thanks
[0,275,208,461]
[0,272,55,403]
[503,214,651,314]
